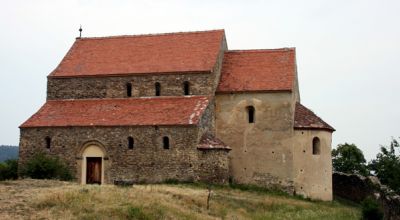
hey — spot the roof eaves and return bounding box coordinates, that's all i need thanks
[294,126,336,132]
[216,89,292,94]
[226,47,295,53]
[48,70,212,79]
[197,146,232,151]
[20,124,199,129]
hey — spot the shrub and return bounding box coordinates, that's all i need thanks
[361,197,383,220]
[21,153,72,181]
[0,159,18,180]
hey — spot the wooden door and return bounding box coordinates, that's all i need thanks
[86,157,102,184]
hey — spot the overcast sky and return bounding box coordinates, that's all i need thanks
[1,0,399,160]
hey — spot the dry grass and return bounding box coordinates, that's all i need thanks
[0,179,361,220]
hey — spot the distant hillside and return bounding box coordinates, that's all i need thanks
[0,145,18,162]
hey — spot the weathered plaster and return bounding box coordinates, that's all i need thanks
[293,129,333,201]
[215,92,295,193]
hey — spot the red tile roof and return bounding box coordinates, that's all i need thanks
[50,30,225,78]
[20,96,210,128]
[294,102,335,132]
[197,133,231,150]
[217,48,296,93]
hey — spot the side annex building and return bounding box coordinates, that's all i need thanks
[19,29,335,201]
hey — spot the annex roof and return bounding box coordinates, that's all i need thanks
[217,48,296,93]
[197,133,231,150]
[294,102,335,132]
[49,30,225,78]
[20,96,210,128]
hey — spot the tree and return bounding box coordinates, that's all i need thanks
[332,143,369,176]
[369,138,400,194]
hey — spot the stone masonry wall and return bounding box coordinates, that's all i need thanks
[210,34,228,93]
[47,73,215,100]
[198,97,216,138]
[333,172,400,220]
[196,149,230,184]
[19,126,225,184]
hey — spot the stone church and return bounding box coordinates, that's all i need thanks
[19,29,334,201]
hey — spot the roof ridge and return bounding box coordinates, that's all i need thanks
[227,48,295,53]
[78,29,225,41]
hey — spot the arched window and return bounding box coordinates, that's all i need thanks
[155,82,161,96]
[246,106,255,123]
[126,83,132,97]
[163,136,170,149]
[183,81,190,95]
[128,137,134,149]
[312,137,321,155]
[45,136,51,149]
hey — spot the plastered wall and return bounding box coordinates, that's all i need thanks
[215,92,295,193]
[292,129,333,201]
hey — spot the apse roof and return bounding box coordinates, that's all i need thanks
[294,102,335,132]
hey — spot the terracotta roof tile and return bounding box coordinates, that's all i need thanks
[20,96,210,128]
[294,102,335,132]
[217,48,295,92]
[50,30,225,77]
[197,133,231,150]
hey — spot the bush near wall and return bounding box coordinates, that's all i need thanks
[0,159,18,180]
[361,197,384,220]
[21,153,72,181]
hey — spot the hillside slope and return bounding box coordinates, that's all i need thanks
[0,179,361,219]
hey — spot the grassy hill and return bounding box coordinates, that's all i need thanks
[0,179,360,219]
[0,145,18,162]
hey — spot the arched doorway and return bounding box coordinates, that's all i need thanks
[81,145,105,184]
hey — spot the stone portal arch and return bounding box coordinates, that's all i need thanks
[79,141,107,185]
